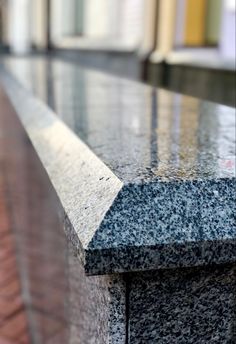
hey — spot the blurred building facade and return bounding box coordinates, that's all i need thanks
[0,0,235,56]
[0,0,235,105]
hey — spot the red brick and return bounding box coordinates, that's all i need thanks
[45,327,69,344]
[0,236,15,253]
[18,333,31,344]
[0,279,21,299]
[31,311,64,340]
[0,201,10,236]
[0,261,18,286]
[0,312,28,340]
[0,336,17,344]
[0,249,13,263]
[0,297,23,320]
[0,270,19,288]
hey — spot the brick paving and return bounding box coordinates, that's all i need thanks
[0,113,30,342]
[0,85,69,343]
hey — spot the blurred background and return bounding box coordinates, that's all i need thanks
[0,2,235,343]
[0,0,235,104]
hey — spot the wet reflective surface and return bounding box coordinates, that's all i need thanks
[2,56,235,183]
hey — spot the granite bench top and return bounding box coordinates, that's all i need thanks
[0,56,235,275]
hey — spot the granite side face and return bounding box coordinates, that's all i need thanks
[128,264,236,343]
[0,57,235,275]
[67,243,126,344]
[87,177,236,274]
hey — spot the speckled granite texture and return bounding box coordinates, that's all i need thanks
[0,56,235,275]
[67,243,126,344]
[128,264,236,343]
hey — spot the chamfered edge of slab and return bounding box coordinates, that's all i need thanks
[61,175,236,275]
[0,66,121,261]
[1,66,235,276]
[83,176,236,275]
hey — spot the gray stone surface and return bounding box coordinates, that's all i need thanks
[128,264,236,343]
[67,243,126,344]
[0,56,235,275]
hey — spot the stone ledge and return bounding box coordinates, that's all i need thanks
[0,56,235,275]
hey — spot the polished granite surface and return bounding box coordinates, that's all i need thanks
[0,56,235,274]
[1,57,235,183]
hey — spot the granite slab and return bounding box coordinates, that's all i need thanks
[0,56,235,275]
[67,242,126,344]
[129,264,236,343]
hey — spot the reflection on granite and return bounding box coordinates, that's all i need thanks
[0,56,235,275]
[2,56,235,182]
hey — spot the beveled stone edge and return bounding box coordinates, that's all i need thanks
[1,66,235,276]
[0,66,123,267]
[84,238,236,275]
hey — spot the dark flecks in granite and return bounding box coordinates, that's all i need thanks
[67,242,126,344]
[1,57,235,275]
[90,178,236,249]
[84,177,236,274]
[128,264,236,343]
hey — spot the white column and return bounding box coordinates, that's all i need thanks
[31,0,47,50]
[50,0,64,44]
[156,0,176,55]
[120,0,144,46]
[83,0,109,38]
[220,0,236,59]
[8,0,31,54]
[63,0,77,36]
[139,0,156,55]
